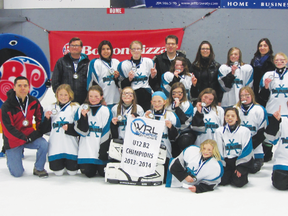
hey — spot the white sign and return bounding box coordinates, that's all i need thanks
[120,116,165,177]
[4,0,109,9]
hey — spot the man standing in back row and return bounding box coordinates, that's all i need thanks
[52,37,90,104]
[153,35,193,91]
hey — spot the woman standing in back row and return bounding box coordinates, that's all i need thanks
[251,38,275,107]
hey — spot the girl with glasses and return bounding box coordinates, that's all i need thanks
[110,87,144,140]
[118,40,157,111]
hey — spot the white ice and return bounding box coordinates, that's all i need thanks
[0,88,286,216]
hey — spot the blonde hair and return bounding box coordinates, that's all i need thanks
[117,87,138,115]
[200,139,221,161]
[236,86,258,108]
[130,40,143,50]
[274,52,288,61]
[55,84,74,103]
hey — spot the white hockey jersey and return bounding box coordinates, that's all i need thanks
[166,145,223,189]
[218,64,253,108]
[75,104,112,165]
[87,58,120,106]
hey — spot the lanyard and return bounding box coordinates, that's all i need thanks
[121,105,133,116]
[16,96,29,119]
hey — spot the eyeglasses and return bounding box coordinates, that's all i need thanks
[274,59,286,63]
[131,48,142,51]
[166,43,176,46]
[70,45,81,48]
[123,92,134,97]
[240,94,250,98]
[201,48,210,51]
[172,91,183,96]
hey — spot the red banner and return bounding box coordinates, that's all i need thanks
[48,28,184,71]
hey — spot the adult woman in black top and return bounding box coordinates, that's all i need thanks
[250,38,275,107]
[191,41,221,105]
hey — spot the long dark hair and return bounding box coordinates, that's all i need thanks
[192,41,215,68]
[253,38,273,58]
[223,107,241,126]
[98,40,113,59]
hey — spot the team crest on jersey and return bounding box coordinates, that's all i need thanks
[132,72,148,84]
[131,118,158,140]
[242,121,256,132]
[62,43,70,55]
[225,139,242,155]
[52,117,69,132]
[88,122,103,137]
[272,84,288,97]
[204,118,219,133]
[0,56,48,105]
[233,78,243,88]
[103,75,114,85]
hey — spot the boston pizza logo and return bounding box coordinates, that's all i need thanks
[62,43,70,55]
[0,56,47,106]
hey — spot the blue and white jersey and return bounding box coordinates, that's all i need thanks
[118,57,154,92]
[218,64,253,108]
[236,104,268,158]
[111,104,144,139]
[146,110,181,158]
[191,106,224,146]
[87,58,120,106]
[260,69,288,116]
[161,72,192,100]
[45,102,79,162]
[214,125,253,167]
[166,100,194,130]
[166,145,223,189]
[265,117,288,171]
[75,104,112,165]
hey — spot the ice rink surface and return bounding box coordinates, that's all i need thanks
[0,88,286,216]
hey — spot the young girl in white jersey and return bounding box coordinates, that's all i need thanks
[161,57,197,100]
[218,47,253,108]
[166,82,195,157]
[87,40,121,109]
[235,86,268,173]
[118,40,157,111]
[166,139,223,193]
[111,87,144,140]
[214,107,253,187]
[74,85,112,178]
[41,84,79,175]
[191,88,224,147]
[145,91,181,180]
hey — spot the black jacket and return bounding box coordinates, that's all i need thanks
[190,60,222,103]
[153,51,193,91]
[52,53,90,104]
[250,57,275,107]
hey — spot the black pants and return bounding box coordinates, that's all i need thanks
[220,158,248,188]
[79,164,106,178]
[272,170,288,190]
[49,158,78,171]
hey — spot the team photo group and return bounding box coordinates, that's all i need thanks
[1,34,288,193]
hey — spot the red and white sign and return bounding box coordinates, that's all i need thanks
[107,8,125,14]
[48,28,184,71]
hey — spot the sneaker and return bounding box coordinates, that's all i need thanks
[0,152,5,158]
[33,168,48,178]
